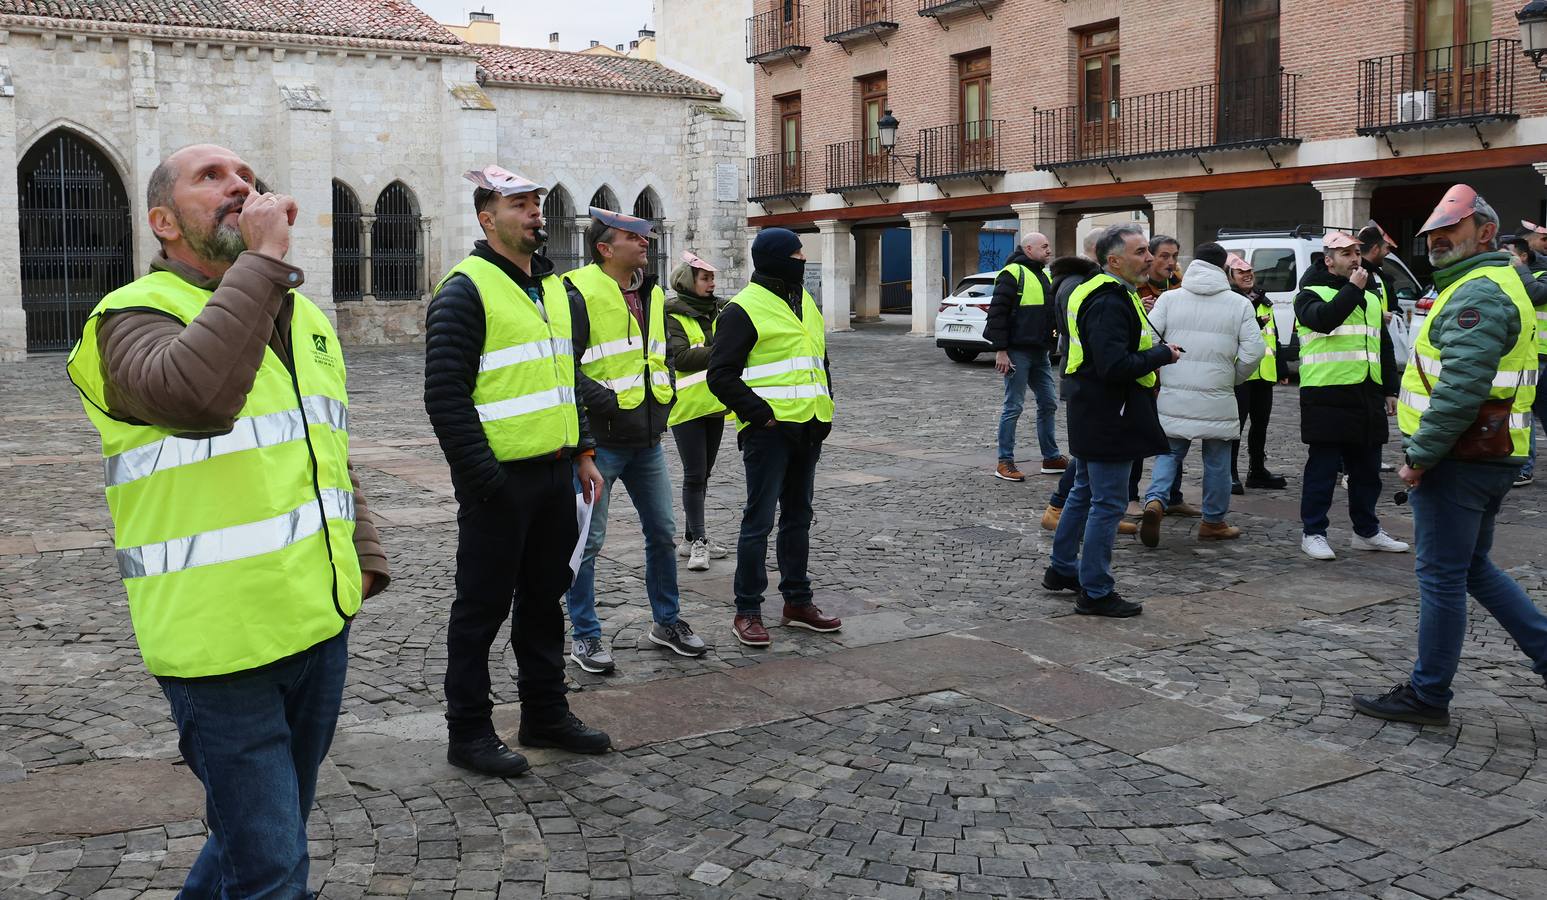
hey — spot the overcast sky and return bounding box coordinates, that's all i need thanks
[412,0,655,52]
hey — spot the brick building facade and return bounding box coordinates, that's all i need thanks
[744,0,1547,335]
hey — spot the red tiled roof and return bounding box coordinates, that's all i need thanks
[0,0,464,48]
[471,44,720,99]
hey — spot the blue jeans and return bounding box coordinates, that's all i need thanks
[566,444,681,640]
[734,425,822,614]
[159,626,350,899]
[1146,437,1233,523]
[1408,460,1547,706]
[1049,457,1129,600]
[1301,442,1382,538]
[997,347,1060,462]
[1518,360,1547,479]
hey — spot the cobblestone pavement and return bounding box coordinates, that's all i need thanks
[4,322,1547,899]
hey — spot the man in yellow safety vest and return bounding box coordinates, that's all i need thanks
[66,144,390,896]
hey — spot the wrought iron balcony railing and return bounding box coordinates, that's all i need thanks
[747,7,811,65]
[1357,39,1519,136]
[825,0,898,42]
[1032,72,1300,170]
[825,138,899,192]
[918,120,1004,182]
[748,151,812,203]
[917,0,1002,20]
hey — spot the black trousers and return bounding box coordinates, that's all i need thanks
[1301,442,1382,538]
[733,425,822,614]
[444,457,577,741]
[670,415,725,541]
[1232,379,1274,479]
[1130,458,1183,504]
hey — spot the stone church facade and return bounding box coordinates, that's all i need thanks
[0,0,748,360]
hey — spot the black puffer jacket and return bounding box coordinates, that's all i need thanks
[1292,266,1398,446]
[983,249,1054,350]
[424,242,595,505]
[565,269,673,449]
[1065,276,1173,462]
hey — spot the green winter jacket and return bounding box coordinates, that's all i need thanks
[1403,251,1528,470]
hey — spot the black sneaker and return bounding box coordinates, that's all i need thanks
[1041,567,1081,595]
[1075,589,1143,618]
[1231,479,1245,496]
[446,734,530,777]
[1351,683,1450,727]
[518,711,612,754]
[1246,470,1288,490]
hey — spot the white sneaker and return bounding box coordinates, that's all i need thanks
[687,539,710,571]
[676,541,691,559]
[1340,474,1350,490]
[1352,530,1409,553]
[1301,533,1336,561]
[706,539,729,559]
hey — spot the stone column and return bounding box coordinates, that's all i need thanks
[570,216,590,269]
[126,39,163,278]
[1011,202,1062,254]
[1311,178,1374,231]
[815,219,853,333]
[949,220,983,285]
[1533,163,1547,188]
[1055,209,1085,258]
[1144,192,1201,262]
[359,215,375,300]
[854,228,882,323]
[0,59,22,360]
[904,212,945,336]
[274,79,335,315]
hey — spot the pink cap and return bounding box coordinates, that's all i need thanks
[589,206,658,239]
[462,165,546,197]
[1522,219,1547,235]
[1365,219,1398,250]
[1323,231,1360,250]
[1224,253,1252,272]
[681,250,717,272]
[1417,184,1479,235]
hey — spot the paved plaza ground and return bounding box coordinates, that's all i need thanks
[4,322,1547,899]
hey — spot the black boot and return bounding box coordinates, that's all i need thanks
[519,711,612,754]
[1075,589,1143,618]
[447,734,531,777]
[1246,468,1287,490]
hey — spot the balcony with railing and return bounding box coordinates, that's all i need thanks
[918,120,1004,183]
[1357,39,1519,138]
[825,138,899,193]
[917,0,1003,21]
[1032,72,1301,172]
[825,0,898,43]
[748,151,812,204]
[747,7,811,65]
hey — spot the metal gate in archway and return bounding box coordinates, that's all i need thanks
[371,182,422,301]
[18,131,134,351]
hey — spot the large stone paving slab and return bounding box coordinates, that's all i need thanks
[1233,568,1412,614]
[962,666,1152,723]
[0,760,203,848]
[1272,771,1532,856]
[822,633,1045,693]
[1430,818,1547,897]
[1059,697,1248,755]
[1140,727,1376,801]
[966,618,1145,665]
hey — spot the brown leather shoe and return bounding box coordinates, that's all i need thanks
[1166,501,1203,518]
[1140,499,1164,547]
[994,460,1025,482]
[1198,521,1242,541]
[1040,504,1061,531]
[1117,519,1138,536]
[1039,455,1069,474]
[733,614,770,647]
[781,603,842,633]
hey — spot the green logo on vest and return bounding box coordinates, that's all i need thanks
[312,334,328,353]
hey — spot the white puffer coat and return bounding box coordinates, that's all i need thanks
[1147,260,1266,440]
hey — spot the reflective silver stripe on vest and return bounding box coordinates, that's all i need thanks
[1414,356,1535,388]
[581,337,642,365]
[1398,389,1430,412]
[752,384,831,400]
[1326,324,1378,338]
[104,396,347,489]
[1300,350,1378,366]
[117,487,355,579]
[474,386,577,423]
[596,370,670,393]
[743,356,825,381]
[676,370,709,389]
[479,338,573,373]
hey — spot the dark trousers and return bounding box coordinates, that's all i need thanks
[445,457,577,741]
[1300,442,1382,538]
[1232,380,1274,480]
[734,425,822,614]
[1130,458,1182,504]
[670,415,725,541]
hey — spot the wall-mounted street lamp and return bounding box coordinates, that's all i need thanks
[875,109,922,179]
[1519,0,1547,81]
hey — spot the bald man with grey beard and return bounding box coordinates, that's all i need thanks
[986,231,1067,481]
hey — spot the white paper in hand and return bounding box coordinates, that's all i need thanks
[569,493,593,583]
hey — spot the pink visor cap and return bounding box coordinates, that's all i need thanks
[1322,231,1360,250]
[463,165,546,197]
[1224,253,1252,272]
[1521,219,1547,235]
[681,250,717,272]
[1418,184,1480,235]
[590,207,658,239]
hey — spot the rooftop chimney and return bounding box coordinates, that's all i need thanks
[549,31,560,49]
[468,9,494,23]
[638,28,655,39]
[589,40,600,48]
[615,43,624,52]
[629,40,639,50]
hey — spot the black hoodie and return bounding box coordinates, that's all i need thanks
[983,248,1055,350]
[1292,265,1398,446]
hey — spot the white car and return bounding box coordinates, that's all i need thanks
[934,273,998,362]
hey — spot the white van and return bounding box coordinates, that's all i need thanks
[1216,227,1426,374]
